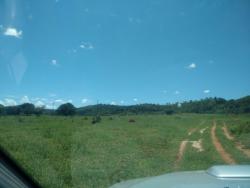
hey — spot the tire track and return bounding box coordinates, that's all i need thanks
[222,122,234,140]
[222,123,250,158]
[175,140,188,169]
[211,121,236,164]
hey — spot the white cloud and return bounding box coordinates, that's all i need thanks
[203,90,211,94]
[31,97,43,102]
[51,59,58,66]
[67,99,73,103]
[4,27,22,38]
[79,42,94,50]
[55,99,64,103]
[4,99,17,106]
[81,98,88,104]
[20,95,30,104]
[45,104,54,109]
[120,100,125,104]
[0,100,4,105]
[133,98,138,102]
[174,91,180,95]
[188,63,196,69]
[110,101,116,105]
[80,44,85,49]
[35,101,45,107]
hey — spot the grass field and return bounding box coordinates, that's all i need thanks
[0,114,250,188]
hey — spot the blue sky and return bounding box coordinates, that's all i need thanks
[0,0,250,108]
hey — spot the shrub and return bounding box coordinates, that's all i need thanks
[18,117,24,123]
[128,119,136,123]
[230,122,250,135]
[56,103,76,116]
[92,116,102,124]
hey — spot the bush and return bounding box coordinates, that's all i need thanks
[165,110,174,115]
[128,119,136,123]
[56,103,76,116]
[92,116,102,124]
[18,117,24,123]
[230,122,250,135]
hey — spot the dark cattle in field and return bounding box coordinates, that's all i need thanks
[129,119,136,123]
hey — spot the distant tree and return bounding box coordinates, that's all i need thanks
[19,103,35,115]
[92,115,101,124]
[34,106,45,116]
[5,106,21,115]
[129,119,136,123]
[165,109,174,115]
[56,103,76,116]
[0,104,4,115]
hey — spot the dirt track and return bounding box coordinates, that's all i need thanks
[175,140,188,168]
[222,123,234,140]
[211,122,236,164]
[222,123,250,158]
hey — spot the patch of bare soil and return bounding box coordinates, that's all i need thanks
[175,140,188,168]
[175,138,204,169]
[222,123,250,158]
[188,128,197,136]
[211,122,236,164]
[222,123,234,140]
[200,127,208,134]
[190,139,204,152]
[235,143,250,158]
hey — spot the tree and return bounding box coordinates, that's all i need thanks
[19,103,35,115]
[5,106,20,115]
[0,104,4,115]
[34,106,45,116]
[56,103,76,116]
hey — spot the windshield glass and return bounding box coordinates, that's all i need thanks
[0,0,250,187]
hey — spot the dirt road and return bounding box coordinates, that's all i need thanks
[175,140,188,168]
[222,123,250,158]
[211,122,236,164]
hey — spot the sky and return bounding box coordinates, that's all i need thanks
[0,0,250,108]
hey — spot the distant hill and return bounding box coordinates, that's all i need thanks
[0,96,250,116]
[77,96,250,115]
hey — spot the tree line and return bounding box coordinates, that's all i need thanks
[0,96,250,116]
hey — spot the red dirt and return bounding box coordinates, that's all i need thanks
[211,122,236,164]
[175,140,188,168]
[222,123,234,141]
[235,143,250,158]
[222,123,250,158]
